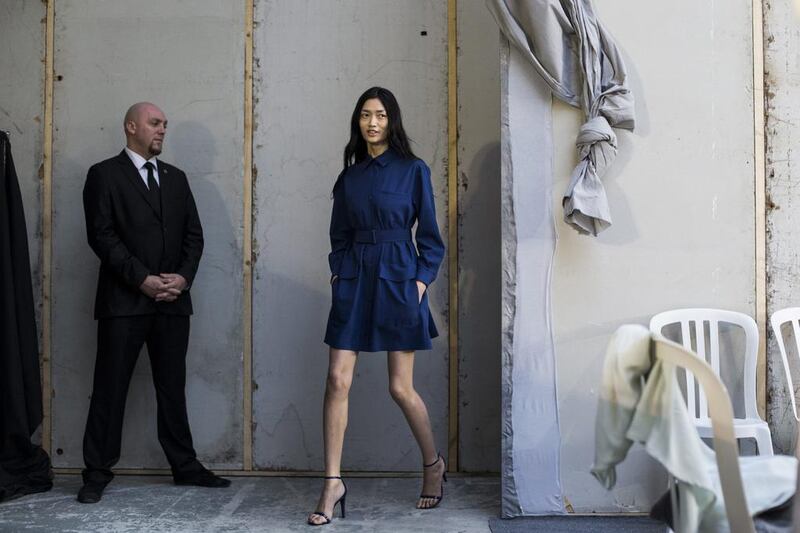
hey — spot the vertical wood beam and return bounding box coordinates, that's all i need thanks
[243,0,255,471]
[447,0,459,473]
[41,0,55,455]
[753,0,767,417]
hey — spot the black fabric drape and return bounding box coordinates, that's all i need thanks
[0,131,52,502]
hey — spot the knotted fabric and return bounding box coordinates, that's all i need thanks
[563,116,616,234]
[487,0,635,235]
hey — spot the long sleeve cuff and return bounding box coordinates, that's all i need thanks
[415,268,437,287]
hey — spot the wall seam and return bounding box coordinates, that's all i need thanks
[753,0,767,417]
[243,0,255,471]
[447,0,459,473]
[41,0,55,456]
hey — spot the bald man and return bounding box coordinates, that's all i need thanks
[79,102,229,504]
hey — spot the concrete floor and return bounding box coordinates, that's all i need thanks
[0,474,500,532]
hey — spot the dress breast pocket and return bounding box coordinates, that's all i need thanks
[375,190,413,224]
[377,189,411,205]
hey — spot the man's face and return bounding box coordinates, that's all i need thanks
[126,104,167,158]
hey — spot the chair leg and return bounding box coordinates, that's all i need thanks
[668,476,679,533]
[753,427,774,456]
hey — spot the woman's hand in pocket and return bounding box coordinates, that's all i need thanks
[416,280,427,303]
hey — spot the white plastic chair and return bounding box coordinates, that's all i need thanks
[795,424,800,531]
[654,336,755,533]
[770,307,800,425]
[769,308,800,529]
[650,309,773,456]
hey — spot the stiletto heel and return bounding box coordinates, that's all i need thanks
[418,452,446,509]
[308,476,348,526]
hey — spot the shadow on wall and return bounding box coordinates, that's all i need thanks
[170,120,243,467]
[591,44,646,246]
[55,119,241,469]
[594,129,638,247]
[51,142,115,467]
[56,119,242,469]
[251,269,332,470]
[460,140,502,472]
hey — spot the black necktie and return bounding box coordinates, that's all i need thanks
[143,162,161,213]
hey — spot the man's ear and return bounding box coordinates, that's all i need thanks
[124,121,136,135]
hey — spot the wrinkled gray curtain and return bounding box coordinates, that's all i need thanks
[488,0,635,236]
[500,47,564,516]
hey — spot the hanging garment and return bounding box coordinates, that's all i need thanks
[0,131,53,502]
[324,149,445,352]
[487,0,635,235]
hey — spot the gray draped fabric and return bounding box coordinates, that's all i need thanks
[501,45,564,517]
[487,0,635,235]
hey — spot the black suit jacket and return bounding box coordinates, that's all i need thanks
[82,150,203,319]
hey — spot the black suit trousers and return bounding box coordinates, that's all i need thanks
[82,314,203,484]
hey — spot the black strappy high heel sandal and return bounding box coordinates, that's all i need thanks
[418,452,447,509]
[308,476,347,526]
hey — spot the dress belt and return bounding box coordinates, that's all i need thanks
[353,228,412,244]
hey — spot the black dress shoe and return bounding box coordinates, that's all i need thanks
[174,469,231,488]
[77,481,106,504]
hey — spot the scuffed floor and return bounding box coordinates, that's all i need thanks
[0,475,499,532]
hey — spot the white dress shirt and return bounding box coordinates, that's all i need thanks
[124,147,160,189]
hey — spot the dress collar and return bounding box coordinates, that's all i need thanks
[366,147,397,168]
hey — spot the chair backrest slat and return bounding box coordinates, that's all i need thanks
[709,319,721,375]
[650,308,759,423]
[679,319,697,416]
[695,319,709,419]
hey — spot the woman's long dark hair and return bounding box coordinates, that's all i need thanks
[342,86,416,172]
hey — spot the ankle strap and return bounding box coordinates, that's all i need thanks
[423,454,443,469]
[325,476,342,479]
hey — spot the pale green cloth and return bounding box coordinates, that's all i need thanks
[592,324,796,532]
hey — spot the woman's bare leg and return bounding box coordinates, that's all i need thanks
[388,350,445,509]
[307,348,357,524]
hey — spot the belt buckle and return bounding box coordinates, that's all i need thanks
[369,229,377,244]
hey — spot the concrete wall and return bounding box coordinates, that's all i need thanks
[764,0,800,454]
[549,0,757,511]
[0,0,45,347]
[50,1,245,469]
[4,3,766,501]
[4,0,501,474]
[457,0,502,473]
[251,0,450,470]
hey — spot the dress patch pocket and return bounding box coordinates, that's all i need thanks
[330,277,356,325]
[330,256,359,325]
[377,261,419,327]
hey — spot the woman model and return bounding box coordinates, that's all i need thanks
[307,87,446,526]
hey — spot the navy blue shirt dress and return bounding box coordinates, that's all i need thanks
[324,149,445,352]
